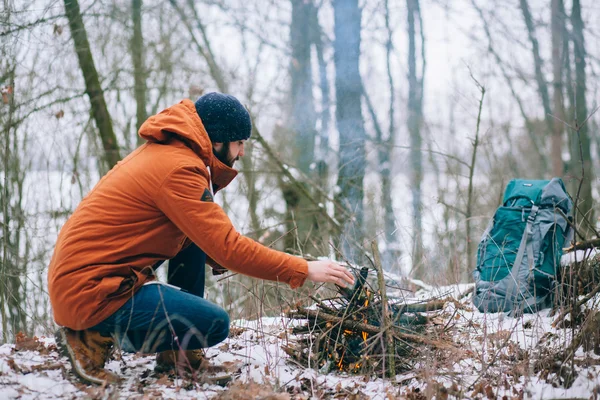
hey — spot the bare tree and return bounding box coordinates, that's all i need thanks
[407,0,425,277]
[281,0,322,256]
[333,0,367,264]
[131,0,148,146]
[381,0,402,271]
[471,0,546,174]
[310,2,331,252]
[551,0,566,176]
[569,0,595,234]
[519,0,553,173]
[0,9,30,341]
[168,0,229,93]
[310,2,331,185]
[63,0,121,169]
[362,0,402,271]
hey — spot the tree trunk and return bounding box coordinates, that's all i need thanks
[310,3,331,252]
[1,68,28,341]
[551,0,565,176]
[563,7,574,124]
[290,0,316,173]
[281,0,322,256]
[407,0,424,278]
[378,0,401,272]
[131,0,148,146]
[519,0,553,173]
[0,74,13,343]
[64,0,121,169]
[333,0,366,264]
[311,3,330,167]
[570,0,595,235]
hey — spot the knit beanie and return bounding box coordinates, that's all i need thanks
[194,92,252,143]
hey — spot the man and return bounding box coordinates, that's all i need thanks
[48,92,355,385]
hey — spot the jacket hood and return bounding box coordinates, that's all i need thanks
[138,99,237,191]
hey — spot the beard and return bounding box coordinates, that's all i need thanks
[213,142,238,167]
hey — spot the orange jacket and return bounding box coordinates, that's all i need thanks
[48,100,308,330]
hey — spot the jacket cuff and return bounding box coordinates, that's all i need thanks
[288,259,309,289]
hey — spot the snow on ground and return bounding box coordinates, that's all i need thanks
[1,287,599,399]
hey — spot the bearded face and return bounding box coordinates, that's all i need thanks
[213,141,244,167]
[213,142,235,167]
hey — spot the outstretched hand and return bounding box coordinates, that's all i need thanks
[306,260,355,287]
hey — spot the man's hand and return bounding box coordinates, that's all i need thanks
[306,260,355,287]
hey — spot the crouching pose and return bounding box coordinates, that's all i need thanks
[48,93,354,385]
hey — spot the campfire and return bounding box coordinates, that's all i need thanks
[285,244,452,377]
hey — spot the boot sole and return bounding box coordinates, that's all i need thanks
[55,328,119,386]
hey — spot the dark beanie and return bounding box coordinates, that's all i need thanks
[194,92,252,143]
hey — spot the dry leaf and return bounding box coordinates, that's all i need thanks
[485,385,495,399]
[228,327,246,338]
[7,358,23,373]
[218,342,229,352]
[155,374,172,387]
[15,332,46,353]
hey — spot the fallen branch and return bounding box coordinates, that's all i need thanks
[564,238,600,252]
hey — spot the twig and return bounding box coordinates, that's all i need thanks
[310,295,339,314]
[553,280,600,327]
[465,70,486,277]
[392,299,449,313]
[563,238,600,252]
[371,240,395,376]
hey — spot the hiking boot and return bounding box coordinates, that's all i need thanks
[55,327,120,385]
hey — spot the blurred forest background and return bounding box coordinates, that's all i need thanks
[0,0,598,343]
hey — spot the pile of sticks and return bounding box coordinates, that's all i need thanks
[284,244,452,377]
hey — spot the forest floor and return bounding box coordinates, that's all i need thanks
[1,283,599,399]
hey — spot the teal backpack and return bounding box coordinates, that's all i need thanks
[473,178,573,314]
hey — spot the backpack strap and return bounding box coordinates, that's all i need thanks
[504,205,539,312]
[513,205,539,272]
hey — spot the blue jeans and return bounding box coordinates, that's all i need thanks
[91,244,229,353]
